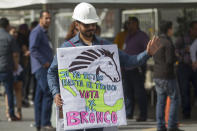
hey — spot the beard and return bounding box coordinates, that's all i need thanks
[81,30,95,38]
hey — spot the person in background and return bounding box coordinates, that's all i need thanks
[29,10,55,131]
[175,21,197,119]
[153,21,183,131]
[29,20,39,105]
[0,17,19,121]
[5,26,23,120]
[30,21,39,31]
[123,16,149,121]
[18,23,31,107]
[114,20,129,50]
[47,2,160,131]
[189,34,197,106]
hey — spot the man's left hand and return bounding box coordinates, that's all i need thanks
[43,62,50,68]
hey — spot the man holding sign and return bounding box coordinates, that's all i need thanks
[48,2,160,131]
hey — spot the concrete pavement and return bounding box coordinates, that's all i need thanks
[1,94,197,131]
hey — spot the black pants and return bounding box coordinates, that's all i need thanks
[123,68,147,118]
[176,63,197,117]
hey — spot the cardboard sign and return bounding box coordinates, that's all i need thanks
[57,45,126,130]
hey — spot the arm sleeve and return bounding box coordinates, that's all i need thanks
[165,40,176,64]
[119,50,150,68]
[190,39,197,62]
[29,31,48,65]
[47,55,60,97]
[47,42,74,97]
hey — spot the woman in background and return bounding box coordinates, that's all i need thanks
[5,26,23,120]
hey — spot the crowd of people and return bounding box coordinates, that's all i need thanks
[114,15,197,131]
[0,2,197,131]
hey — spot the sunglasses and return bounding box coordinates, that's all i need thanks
[78,21,97,28]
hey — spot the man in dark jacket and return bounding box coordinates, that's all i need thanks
[0,17,18,121]
[153,21,183,131]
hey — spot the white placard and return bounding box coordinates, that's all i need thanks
[57,45,127,130]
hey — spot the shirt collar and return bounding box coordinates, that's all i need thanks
[72,32,80,43]
[38,24,47,33]
[93,35,101,45]
[130,29,140,35]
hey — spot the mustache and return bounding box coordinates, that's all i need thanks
[86,30,95,32]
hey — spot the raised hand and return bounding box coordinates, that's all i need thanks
[146,36,161,56]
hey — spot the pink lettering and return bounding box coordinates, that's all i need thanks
[79,90,85,98]
[95,91,99,98]
[104,111,110,124]
[111,112,117,124]
[89,113,95,123]
[96,112,103,123]
[79,90,99,99]
[85,91,89,98]
[66,111,80,126]
[89,91,94,98]
[80,111,89,124]
[67,111,116,126]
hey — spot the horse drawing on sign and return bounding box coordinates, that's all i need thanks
[69,48,120,82]
[59,48,124,113]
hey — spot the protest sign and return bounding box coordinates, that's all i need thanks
[57,45,126,130]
